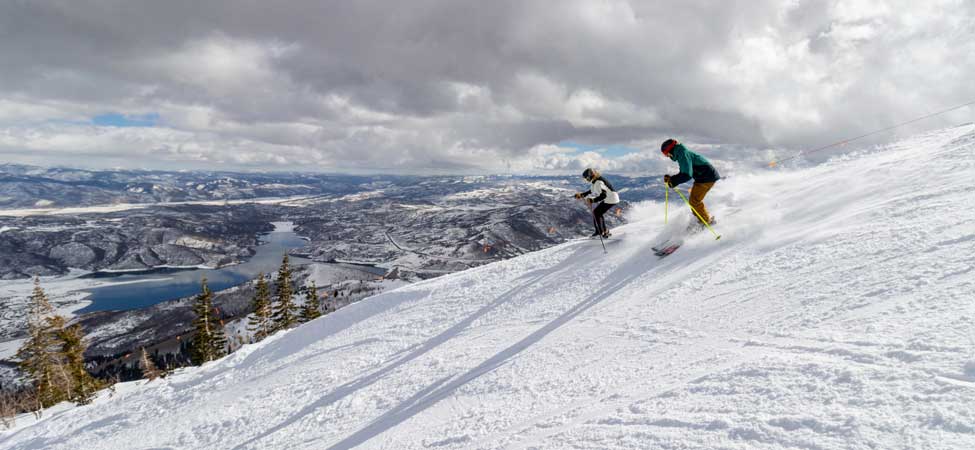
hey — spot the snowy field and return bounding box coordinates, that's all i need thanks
[0,195,316,218]
[2,125,975,448]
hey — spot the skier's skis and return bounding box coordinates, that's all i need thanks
[567,231,620,245]
[650,215,728,258]
[653,244,681,257]
[650,238,673,251]
[651,235,683,257]
[581,230,620,240]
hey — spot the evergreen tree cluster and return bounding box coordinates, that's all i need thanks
[247,273,274,340]
[246,254,329,345]
[191,253,331,364]
[15,278,101,409]
[300,281,323,322]
[271,254,298,331]
[13,253,336,417]
[189,278,227,365]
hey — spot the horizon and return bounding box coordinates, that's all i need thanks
[0,160,664,178]
[7,118,974,178]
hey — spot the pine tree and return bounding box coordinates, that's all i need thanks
[15,278,69,408]
[247,273,273,340]
[299,282,322,323]
[139,348,163,381]
[57,323,100,405]
[189,278,227,365]
[271,254,297,331]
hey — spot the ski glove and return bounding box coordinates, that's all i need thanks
[663,174,673,188]
[574,192,583,199]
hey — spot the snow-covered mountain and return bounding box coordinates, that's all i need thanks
[0,165,364,209]
[3,125,975,449]
[0,173,648,280]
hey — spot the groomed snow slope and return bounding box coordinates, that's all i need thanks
[3,125,975,449]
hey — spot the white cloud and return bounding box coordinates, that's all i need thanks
[0,0,972,172]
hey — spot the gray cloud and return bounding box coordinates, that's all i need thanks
[0,0,972,174]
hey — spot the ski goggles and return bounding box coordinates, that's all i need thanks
[661,139,678,156]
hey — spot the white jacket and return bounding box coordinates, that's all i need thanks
[588,179,620,204]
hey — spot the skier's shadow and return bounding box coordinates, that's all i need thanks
[232,243,602,450]
[321,244,655,450]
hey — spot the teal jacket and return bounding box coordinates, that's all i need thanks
[669,143,720,186]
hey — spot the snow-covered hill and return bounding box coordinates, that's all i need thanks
[3,125,975,449]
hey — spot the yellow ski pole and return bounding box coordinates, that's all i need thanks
[672,187,721,240]
[664,184,669,225]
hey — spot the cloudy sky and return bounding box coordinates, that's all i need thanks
[1,0,973,174]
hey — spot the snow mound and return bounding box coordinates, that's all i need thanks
[3,125,975,449]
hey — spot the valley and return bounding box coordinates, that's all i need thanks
[0,166,654,386]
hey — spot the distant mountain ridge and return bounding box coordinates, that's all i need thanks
[0,163,666,210]
[0,163,373,209]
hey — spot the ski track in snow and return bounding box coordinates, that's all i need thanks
[3,125,975,449]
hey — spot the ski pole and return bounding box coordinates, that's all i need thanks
[672,187,721,240]
[664,183,669,225]
[586,198,608,254]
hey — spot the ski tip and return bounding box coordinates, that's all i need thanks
[716,235,722,240]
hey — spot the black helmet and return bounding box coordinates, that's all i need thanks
[582,168,595,181]
[661,139,678,156]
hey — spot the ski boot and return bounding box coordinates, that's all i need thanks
[685,216,716,233]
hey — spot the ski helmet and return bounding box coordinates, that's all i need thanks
[661,139,678,156]
[582,168,599,181]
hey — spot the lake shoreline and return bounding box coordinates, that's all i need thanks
[77,222,309,314]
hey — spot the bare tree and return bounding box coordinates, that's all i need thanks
[139,348,164,382]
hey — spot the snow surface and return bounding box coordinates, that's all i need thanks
[0,195,317,217]
[3,126,975,448]
[0,339,25,363]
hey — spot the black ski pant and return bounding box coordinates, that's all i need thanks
[592,202,614,234]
